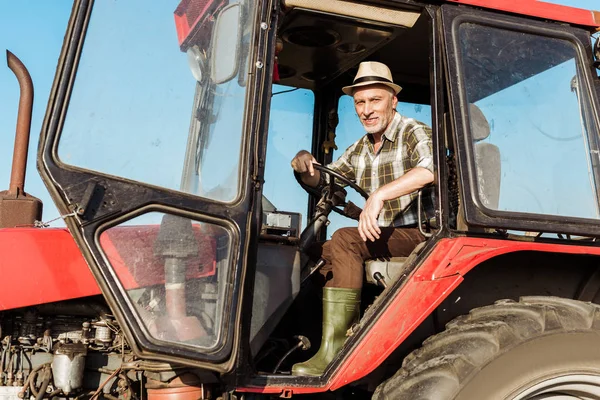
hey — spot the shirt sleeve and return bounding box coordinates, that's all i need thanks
[405,123,434,173]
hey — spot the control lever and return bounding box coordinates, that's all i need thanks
[298,182,347,253]
[373,272,387,289]
[272,335,311,373]
[298,212,329,253]
[302,258,326,284]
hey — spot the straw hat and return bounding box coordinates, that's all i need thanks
[342,61,401,96]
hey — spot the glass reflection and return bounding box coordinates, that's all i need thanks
[459,24,600,219]
[99,212,231,349]
[58,0,256,203]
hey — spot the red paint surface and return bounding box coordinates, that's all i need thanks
[238,237,600,395]
[0,228,100,311]
[447,0,599,28]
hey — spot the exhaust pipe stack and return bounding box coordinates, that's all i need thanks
[0,50,42,228]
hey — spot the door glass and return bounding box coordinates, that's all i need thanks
[458,24,600,219]
[57,0,256,203]
[327,96,432,237]
[99,211,232,350]
[263,86,314,229]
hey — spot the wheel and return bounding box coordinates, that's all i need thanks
[372,296,600,399]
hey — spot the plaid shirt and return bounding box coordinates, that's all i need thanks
[328,112,434,227]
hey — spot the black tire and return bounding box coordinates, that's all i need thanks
[373,296,600,400]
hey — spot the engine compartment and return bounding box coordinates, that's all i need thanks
[0,298,216,400]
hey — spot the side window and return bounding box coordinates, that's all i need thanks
[327,96,432,237]
[459,24,600,220]
[263,85,315,229]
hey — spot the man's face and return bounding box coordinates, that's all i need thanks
[353,84,398,135]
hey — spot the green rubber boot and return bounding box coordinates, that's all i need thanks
[292,287,361,376]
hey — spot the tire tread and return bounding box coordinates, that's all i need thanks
[372,296,600,400]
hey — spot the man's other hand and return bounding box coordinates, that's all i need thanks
[359,191,384,242]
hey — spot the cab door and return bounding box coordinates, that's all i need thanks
[441,4,600,236]
[38,0,276,372]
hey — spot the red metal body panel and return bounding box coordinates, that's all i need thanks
[447,0,600,28]
[0,228,100,311]
[238,237,600,395]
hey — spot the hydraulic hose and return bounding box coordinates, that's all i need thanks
[272,335,311,373]
[17,363,48,399]
[35,367,51,400]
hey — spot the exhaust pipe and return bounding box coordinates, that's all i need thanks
[0,50,42,228]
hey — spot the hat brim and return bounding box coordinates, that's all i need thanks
[342,80,402,96]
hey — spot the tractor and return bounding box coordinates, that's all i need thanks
[2,0,600,398]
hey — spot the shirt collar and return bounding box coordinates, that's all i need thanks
[381,112,402,142]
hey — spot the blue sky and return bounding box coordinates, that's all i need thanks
[546,0,598,8]
[0,2,72,224]
[58,1,193,193]
[0,0,598,227]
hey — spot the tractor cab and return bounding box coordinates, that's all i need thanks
[36,0,600,396]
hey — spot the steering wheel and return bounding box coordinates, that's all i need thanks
[294,164,369,219]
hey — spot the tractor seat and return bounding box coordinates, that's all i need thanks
[365,242,426,287]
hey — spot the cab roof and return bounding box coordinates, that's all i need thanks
[447,0,600,29]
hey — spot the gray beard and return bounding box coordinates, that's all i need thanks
[362,120,387,135]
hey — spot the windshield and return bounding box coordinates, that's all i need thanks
[57,0,256,203]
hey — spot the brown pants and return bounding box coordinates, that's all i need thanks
[312,227,426,289]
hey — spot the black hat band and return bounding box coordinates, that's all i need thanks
[353,75,393,85]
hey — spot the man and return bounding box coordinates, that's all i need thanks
[290,61,434,376]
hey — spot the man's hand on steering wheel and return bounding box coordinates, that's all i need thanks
[291,150,321,187]
[294,162,369,219]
